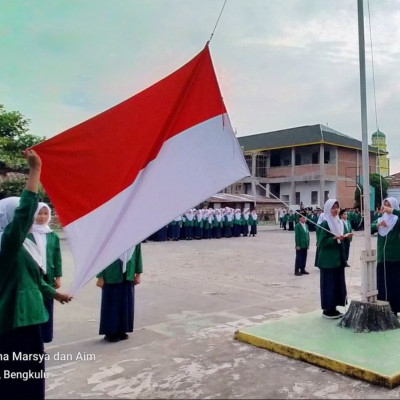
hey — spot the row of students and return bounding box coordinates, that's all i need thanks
[280,209,323,232]
[149,208,259,241]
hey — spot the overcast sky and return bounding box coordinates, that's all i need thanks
[1,0,399,172]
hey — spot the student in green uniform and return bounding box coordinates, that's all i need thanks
[316,199,352,319]
[372,197,400,315]
[288,210,295,231]
[339,209,352,268]
[294,212,310,275]
[28,202,62,343]
[249,210,258,237]
[96,243,143,342]
[0,149,72,400]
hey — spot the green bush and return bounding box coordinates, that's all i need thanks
[0,174,47,200]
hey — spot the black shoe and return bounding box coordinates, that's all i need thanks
[345,263,351,268]
[301,270,309,275]
[118,332,129,340]
[322,309,343,319]
[295,272,302,276]
[104,334,120,342]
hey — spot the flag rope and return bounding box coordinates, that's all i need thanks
[209,0,228,43]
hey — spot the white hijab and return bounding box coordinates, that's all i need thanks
[234,209,241,221]
[378,197,399,237]
[0,196,42,267]
[119,245,137,274]
[323,199,344,238]
[29,202,53,274]
[317,212,325,225]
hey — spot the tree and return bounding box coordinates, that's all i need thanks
[354,173,388,210]
[369,173,388,209]
[0,104,45,172]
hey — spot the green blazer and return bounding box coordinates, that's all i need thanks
[0,190,56,335]
[27,231,62,285]
[371,209,400,262]
[294,222,309,249]
[316,220,346,269]
[97,243,143,284]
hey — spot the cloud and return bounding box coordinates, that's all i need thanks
[1,0,400,173]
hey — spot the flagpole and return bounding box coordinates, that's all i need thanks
[357,0,375,303]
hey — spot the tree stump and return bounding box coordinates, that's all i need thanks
[339,300,400,333]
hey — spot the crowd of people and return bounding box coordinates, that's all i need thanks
[278,207,365,232]
[147,208,259,241]
[2,149,399,398]
[289,198,399,322]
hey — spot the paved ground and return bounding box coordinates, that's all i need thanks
[44,225,400,399]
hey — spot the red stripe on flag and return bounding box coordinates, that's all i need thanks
[33,44,226,226]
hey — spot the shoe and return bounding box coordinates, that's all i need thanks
[104,334,120,342]
[322,309,343,319]
[345,263,351,268]
[301,270,309,275]
[295,272,302,276]
[118,332,129,340]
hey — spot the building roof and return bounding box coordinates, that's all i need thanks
[237,124,381,153]
[386,172,400,188]
[208,193,281,205]
[372,129,386,138]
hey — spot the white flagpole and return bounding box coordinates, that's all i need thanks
[357,0,376,303]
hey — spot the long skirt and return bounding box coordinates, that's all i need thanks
[99,280,135,335]
[250,224,257,236]
[377,261,400,314]
[41,298,54,343]
[0,325,45,400]
[320,267,347,310]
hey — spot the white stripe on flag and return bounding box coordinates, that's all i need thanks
[67,114,249,293]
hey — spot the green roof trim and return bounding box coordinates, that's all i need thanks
[238,124,381,154]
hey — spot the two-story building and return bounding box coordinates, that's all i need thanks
[231,124,380,210]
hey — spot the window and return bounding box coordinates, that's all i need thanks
[256,155,268,177]
[295,153,301,166]
[311,191,318,205]
[295,192,300,204]
[244,155,252,171]
[324,151,330,164]
[324,191,329,202]
[312,152,319,164]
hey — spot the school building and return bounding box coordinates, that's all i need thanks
[223,124,381,210]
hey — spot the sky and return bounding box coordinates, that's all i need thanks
[1,0,399,172]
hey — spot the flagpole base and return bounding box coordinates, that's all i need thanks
[339,300,400,333]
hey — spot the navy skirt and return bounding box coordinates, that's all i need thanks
[0,325,45,400]
[320,267,347,310]
[377,261,400,314]
[99,279,135,335]
[41,298,54,343]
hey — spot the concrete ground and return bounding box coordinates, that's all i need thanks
[45,224,400,399]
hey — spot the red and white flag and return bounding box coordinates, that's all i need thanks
[33,44,250,294]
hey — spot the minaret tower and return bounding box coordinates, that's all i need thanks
[371,129,389,177]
